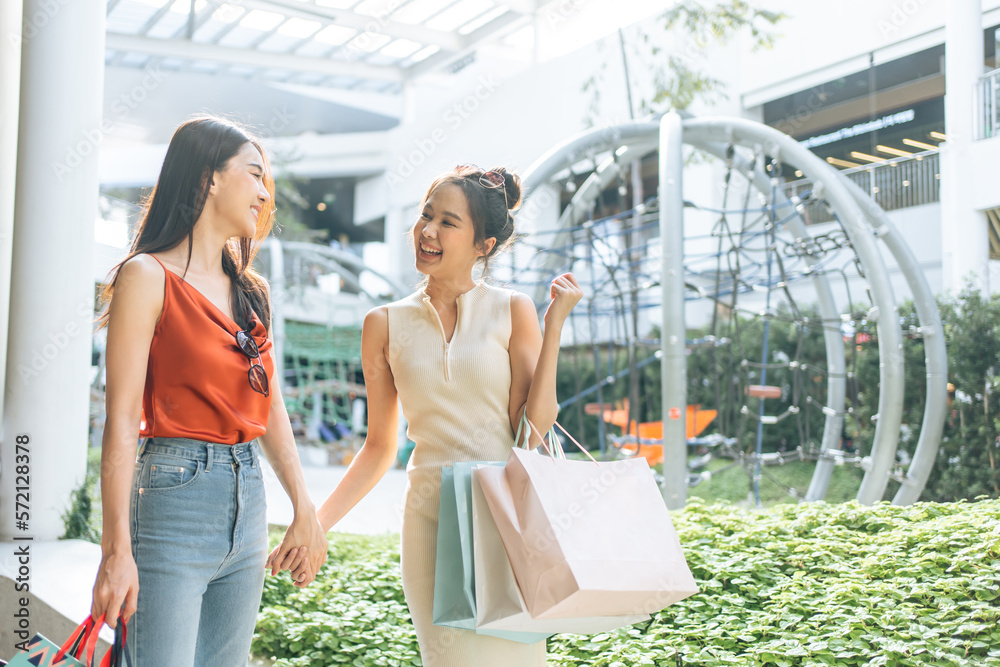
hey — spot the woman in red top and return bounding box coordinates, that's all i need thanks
[90,116,327,666]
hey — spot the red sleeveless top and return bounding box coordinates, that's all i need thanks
[139,254,275,445]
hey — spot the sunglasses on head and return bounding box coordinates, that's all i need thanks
[477,168,508,211]
[236,329,269,397]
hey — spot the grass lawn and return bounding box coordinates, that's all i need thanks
[688,456,865,506]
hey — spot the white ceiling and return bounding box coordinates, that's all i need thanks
[104,0,539,93]
[101,0,561,144]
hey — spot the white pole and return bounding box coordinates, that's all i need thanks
[659,112,687,510]
[941,0,988,294]
[268,237,286,391]
[1,0,107,541]
[0,0,23,439]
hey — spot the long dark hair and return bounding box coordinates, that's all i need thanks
[97,116,276,333]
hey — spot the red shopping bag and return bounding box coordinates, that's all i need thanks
[6,614,129,667]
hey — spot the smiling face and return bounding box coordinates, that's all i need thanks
[207,142,271,239]
[413,183,495,279]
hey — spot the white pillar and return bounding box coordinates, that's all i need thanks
[1,0,107,541]
[267,238,286,391]
[385,205,418,291]
[0,0,23,438]
[941,0,988,294]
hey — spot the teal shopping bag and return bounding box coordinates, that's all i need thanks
[7,614,117,667]
[452,461,549,645]
[432,465,476,629]
[432,457,548,644]
[6,614,129,667]
[6,634,89,667]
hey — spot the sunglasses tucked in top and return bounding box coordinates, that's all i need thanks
[236,329,270,397]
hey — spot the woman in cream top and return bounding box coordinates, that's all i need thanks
[297,164,582,665]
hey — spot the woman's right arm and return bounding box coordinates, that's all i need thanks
[91,255,164,629]
[313,306,399,533]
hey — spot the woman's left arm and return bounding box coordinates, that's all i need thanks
[255,283,327,587]
[508,273,583,448]
[258,378,328,587]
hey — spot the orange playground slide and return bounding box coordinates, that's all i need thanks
[590,399,716,466]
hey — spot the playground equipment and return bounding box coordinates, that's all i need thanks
[497,113,947,509]
[592,399,717,467]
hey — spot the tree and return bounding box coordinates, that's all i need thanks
[584,0,785,124]
[853,288,1000,502]
[270,151,328,244]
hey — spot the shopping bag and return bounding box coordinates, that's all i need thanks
[428,403,546,629]
[470,466,650,635]
[433,460,552,644]
[450,462,549,645]
[7,614,105,667]
[432,465,476,629]
[477,420,700,620]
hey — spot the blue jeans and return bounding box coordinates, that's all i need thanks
[126,437,268,667]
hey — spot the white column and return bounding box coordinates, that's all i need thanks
[941,0,988,294]
[267,238,286,391]
[0,1,22,438]
[385,205,418,291]
[1,0,107,541]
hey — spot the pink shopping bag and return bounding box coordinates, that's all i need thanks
[476,423,699,620]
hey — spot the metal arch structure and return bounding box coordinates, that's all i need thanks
[839,180,948,506]
[516,113,948,508]
[533,128,846,506]
[683,116,908,508]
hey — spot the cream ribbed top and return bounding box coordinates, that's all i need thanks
[387,281,519,474]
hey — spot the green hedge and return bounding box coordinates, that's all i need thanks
[254,499,1000,666]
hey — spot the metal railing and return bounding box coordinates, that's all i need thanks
[783,150,940,225]
[977,68,1000,140]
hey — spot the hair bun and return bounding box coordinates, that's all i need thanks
[491,166,522,211]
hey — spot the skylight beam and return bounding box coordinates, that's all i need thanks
[249,0,462,50]
[105,31,405,81]
[136,0,181,36]
[165,0,222,40]
[404,8,524,79]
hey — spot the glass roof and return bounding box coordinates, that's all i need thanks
[104,0,525,93]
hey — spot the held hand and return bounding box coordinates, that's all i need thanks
[91,550,139,629]
[265,512,328,586]
[265,544,307,579]
[288,560,313,589]
[544,273,583,327]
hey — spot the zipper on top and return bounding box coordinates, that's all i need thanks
[423,296,460,382]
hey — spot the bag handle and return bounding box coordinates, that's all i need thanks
[552,421,598,463]
[517,411,598,463]
[55,614,105,666]
[513,408,530,450]
[101,617,133,667]
[55,615,92,659]
[82,615,104,667]
[515,410,563,458]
